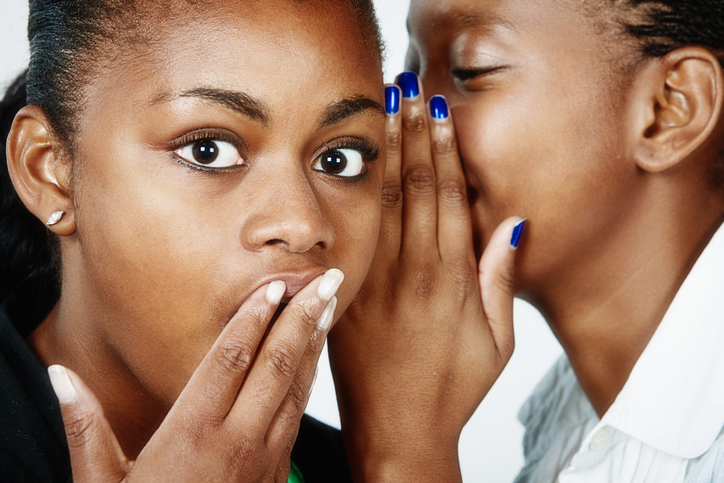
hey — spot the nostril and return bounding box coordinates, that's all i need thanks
[264,239,284,246]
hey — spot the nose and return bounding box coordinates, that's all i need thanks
[240,168,335,254]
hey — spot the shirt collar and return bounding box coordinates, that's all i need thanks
[601,223,724,458]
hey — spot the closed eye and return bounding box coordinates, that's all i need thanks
[452,66,507,82]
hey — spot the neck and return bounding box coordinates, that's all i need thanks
[525,178,724,417]
[28,293,166,460]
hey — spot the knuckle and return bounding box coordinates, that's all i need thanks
[437,179,468,204]
[386,130,401,150]
[64,411,100,450]
[446,258,477,297]
[287,378,308,410]
[404,165,436,194]
[287,299,319,327]
[403,110,426,133]
[495,266,516,294]
[381,184,403,209]
[432,135,457,155]
[412,264,437,299]
[217,338,254,374]
[266,344,298,378]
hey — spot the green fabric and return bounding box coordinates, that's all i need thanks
[288,461,305,483]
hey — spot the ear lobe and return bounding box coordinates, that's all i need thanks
[633,47,723,173]
[6,105,76,236]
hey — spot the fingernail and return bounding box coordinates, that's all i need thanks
[317,268,344,301]
[266,281,286,305]
[316,296,337,331]
[430,95,448,119]
[385,86,400,114]
[48,365,76,404]
[511,219,526,248]
[398,72,419,98]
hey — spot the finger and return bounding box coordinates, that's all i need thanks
[174,280,287,423]
[478,218,526,360]
[266,298,334,455]
[48,365,129,483]
[227,269,343,432]
[428,95,474,262]
[397,71,438,255]
[379,84,403,260]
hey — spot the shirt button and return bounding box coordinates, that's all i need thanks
[589,428,610,452]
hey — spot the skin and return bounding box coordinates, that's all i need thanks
[406,0,724,414]
[331,0,724,481]
[10,0,385,471]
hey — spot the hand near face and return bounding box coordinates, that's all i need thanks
[328,73,524,482]
[47,270,343,483]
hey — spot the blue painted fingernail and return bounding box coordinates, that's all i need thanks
[430,95,448,119]
[511,220,525,248]
[398,72,419,98]
[385,86,400,114]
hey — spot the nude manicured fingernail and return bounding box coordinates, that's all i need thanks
[48,365,76,404]
[317,296,337,331]
[266,281,286,305]
[317,269,344,301]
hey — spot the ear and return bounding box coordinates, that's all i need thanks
[6,105,76,236]
[630,47,724,173]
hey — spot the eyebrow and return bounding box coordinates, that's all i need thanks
[454,11,515,31]
[151,87,270,124]
[319,96,385,128]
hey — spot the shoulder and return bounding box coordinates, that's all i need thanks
[0,303,71,483]
[292,415,352,483]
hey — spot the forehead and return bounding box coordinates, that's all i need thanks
[81,0,383,127]
[407,0,595,40]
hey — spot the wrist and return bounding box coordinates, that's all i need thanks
[341,420,462,483]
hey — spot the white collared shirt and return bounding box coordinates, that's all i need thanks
[515,226,724,483]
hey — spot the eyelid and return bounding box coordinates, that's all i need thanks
[452,65,508,81]
[168,127,246,153]
[168,127,247,173]
[312,136,381,163]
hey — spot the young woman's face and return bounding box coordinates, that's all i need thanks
[407,0,640,291]
[65,0,385,405]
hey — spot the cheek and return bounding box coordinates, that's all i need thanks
[73,149,249,401]
[324,185,382,312]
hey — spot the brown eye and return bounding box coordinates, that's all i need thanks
[192,140,219,164]
[322,151,347,174]
[314,149,365,178]
[175,139,244,169]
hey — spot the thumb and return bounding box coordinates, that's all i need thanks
[48,365,130,483]
[478,217,525,360]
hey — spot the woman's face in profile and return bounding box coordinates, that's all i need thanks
[65,0,385,405]
[407,0,638,288]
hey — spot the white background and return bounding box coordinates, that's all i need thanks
[0,1,563,481]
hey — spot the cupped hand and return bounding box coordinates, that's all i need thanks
[48,269,343,483]
[328,73,525,482]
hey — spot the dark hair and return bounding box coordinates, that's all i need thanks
[1,0,384,333]
[0,72,60,335]
[614,0,724,62]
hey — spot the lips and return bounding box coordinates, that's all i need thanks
[253,267,328,301]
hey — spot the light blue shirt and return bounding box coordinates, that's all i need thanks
[515,226,724,483]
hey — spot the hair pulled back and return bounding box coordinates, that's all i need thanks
[1,0,384,334]
[615,0,724,62]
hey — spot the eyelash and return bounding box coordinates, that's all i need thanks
[317,136,381,182]
[168,128,246,173]
[452,66,507,82]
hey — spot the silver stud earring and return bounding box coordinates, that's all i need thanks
[46,211,65,226]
